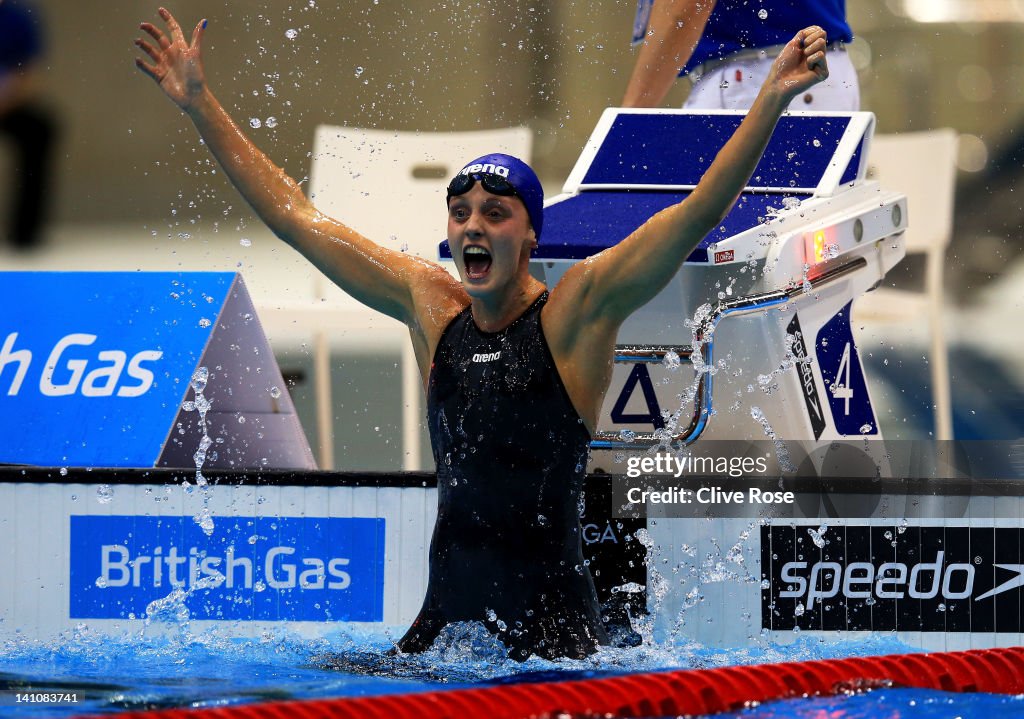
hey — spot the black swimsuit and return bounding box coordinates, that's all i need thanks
[396,292,608,660]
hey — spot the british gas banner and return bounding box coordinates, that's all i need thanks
[0,272,228,466]
[0,271,316,469]
[70,515,386,622]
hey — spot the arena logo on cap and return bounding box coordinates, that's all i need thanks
[460,163,510,177]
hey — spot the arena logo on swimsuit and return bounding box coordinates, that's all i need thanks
[0,332,162,397]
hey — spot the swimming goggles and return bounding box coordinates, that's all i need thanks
[446,172,520,203]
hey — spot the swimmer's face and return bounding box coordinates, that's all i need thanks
[447,184,537,296]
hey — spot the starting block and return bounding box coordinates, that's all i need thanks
[527,110,906,450]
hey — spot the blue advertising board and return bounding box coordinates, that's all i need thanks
[70,515,386,622]
[0,272,229,466]
[0,271,315,469]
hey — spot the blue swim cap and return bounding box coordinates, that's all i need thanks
[448,153,544,240]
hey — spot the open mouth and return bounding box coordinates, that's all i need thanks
[463,246,492,280]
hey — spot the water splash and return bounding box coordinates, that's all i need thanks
[182,367,215,536]
[142,573,227,645]
[626,527,667,646]
[750,406,796,472]
[808,524,829,548]
[651,303,721,451]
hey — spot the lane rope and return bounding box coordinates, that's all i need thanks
[87,647,1024,719]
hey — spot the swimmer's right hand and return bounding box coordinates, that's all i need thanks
[134,7,208,110]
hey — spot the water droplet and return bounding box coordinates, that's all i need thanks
[59,467,68,476]
[266,117,278,129]
[249,118,262,129]
[354,66,364,77]
[758,8,768,20]
[198,318,211,328]
[239,238,251,247]
[662,350,681,371]
[285,28,298,40]
[270,386,282,399]
[96,485,114,504]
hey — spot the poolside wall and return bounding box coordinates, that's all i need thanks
[3,467,1023,651]
[0,468,645,643]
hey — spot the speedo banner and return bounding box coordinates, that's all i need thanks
[762,524,1024,632]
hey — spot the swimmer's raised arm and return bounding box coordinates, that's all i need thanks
[564,26,829,327]
[541,27,829,431]
[134,8,463,329]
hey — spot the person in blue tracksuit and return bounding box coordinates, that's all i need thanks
[623,0,858,110]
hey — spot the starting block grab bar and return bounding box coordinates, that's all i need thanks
[590,257,867,451]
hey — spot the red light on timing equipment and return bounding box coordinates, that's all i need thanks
[803,227,836,267]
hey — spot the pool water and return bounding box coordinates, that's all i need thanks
[706,687,1024,718]
[2,623,1015,717]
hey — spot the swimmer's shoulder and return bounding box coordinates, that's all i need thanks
[542,258,617,342]
[406,261,470,357]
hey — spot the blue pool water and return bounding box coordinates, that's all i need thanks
[709,687,1024,718]
[2,624,1018,717]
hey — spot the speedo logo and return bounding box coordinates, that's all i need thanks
[460,163,509,177]
[763,525,1024,633]
[472,351,501,363]
[786,315,826,439]
[779,551,976,610]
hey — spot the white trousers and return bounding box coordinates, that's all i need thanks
[684,48,860,111]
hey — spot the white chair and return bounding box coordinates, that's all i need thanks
[299,126,533,469]
[854,129,958,440]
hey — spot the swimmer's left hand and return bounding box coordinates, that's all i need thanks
[766,26,829,101]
